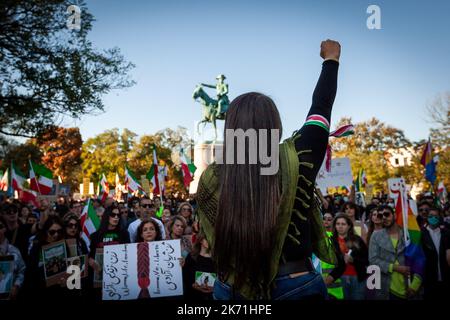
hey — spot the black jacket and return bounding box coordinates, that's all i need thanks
[421,226,450,285]
[347,235,369,282]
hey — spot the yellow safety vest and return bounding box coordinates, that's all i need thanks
[320,231,344,300]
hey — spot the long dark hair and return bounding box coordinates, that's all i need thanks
[36,216,64,245]
[214,92,282,293]
[97,204,121,238]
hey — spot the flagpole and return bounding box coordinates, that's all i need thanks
[29,160,42,195]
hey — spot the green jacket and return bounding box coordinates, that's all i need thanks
[196,133,337,299]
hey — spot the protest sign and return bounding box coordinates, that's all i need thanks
[102,240,183,300]
[195,271,216,287]
[93,248,103,288]
[0,256,14,299]
[316,157,353,194]
[67,255,88,278]
[42,240,67,287]
[365,184,374,203]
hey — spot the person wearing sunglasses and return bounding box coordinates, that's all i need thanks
[88,205,130,293]
[178,202,194,235]
[24,216,65,299]
[0,215,26,300]
[369,205,422,300]
[322,212,334,233]
[417,201,431,228]
[127,198,166,242]
[63,213,88,256]
[0,203,33,261]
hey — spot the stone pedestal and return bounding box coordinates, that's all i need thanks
[189,142,223,194]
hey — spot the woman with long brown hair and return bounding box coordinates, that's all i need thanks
[332,213,368,300]
[196,40,342,300]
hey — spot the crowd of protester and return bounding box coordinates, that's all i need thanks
[317,189,450,300]
[0,188,449,301]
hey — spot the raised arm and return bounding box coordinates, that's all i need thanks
[201,83,216,89]
[294,40,341,182]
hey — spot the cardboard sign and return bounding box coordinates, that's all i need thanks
[316,157,353,194]
[102,240,183,300]
[42,240,67,287]
[0,256,14,299]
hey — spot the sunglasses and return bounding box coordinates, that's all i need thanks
[181,208,192,211]
[66,223,78,229]
[323,217,333,221]
[48,229,62,236]
[382,211,392,218]
[419,208,429,212]
[375,213,384,220]
[110,213,120,218]
[141,204,152,208]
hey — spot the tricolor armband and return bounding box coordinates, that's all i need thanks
[304,114,330,132]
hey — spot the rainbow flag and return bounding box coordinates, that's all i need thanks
[420,139,436,184]
[392,178,425,278]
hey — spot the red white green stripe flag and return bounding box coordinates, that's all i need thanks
[325,124,355,172]
[180,149,196,189]
[146,146,160,195]
[0,169,9,192]
[29,160,54,195]
[80,199,100,248]
[125,165,145,195]
[19,188,39,208]
[11,162,26,192]
[98,173,109,202]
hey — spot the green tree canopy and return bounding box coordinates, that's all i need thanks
[0,0,135,138]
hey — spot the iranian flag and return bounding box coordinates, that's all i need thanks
[98,173,109,202]
[180,149,196,189]
[29,160,54,195]
[11,163,26,192]
[0,169,9,192]
[19,188,39,208]
[125,166,145,194]
[146,146,160,195]
[80,199,100,248]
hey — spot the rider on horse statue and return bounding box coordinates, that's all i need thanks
[200,74,230,117]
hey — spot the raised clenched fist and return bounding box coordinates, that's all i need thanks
[320,39,341,62]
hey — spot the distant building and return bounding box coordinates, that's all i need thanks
[386,147,415,168]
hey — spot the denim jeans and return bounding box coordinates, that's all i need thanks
[341,275,366,300]
[213,271,327,300]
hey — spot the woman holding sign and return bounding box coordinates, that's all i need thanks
[23,216,66,300]
[196,40,342,300]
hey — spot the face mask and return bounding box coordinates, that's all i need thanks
[343,197,349,202]
[428,216,440,227]
[388,203,395,208]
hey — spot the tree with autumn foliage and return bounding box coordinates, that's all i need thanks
[330,117,415,192]
[35,126,83,187]
[81,127,193,196]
